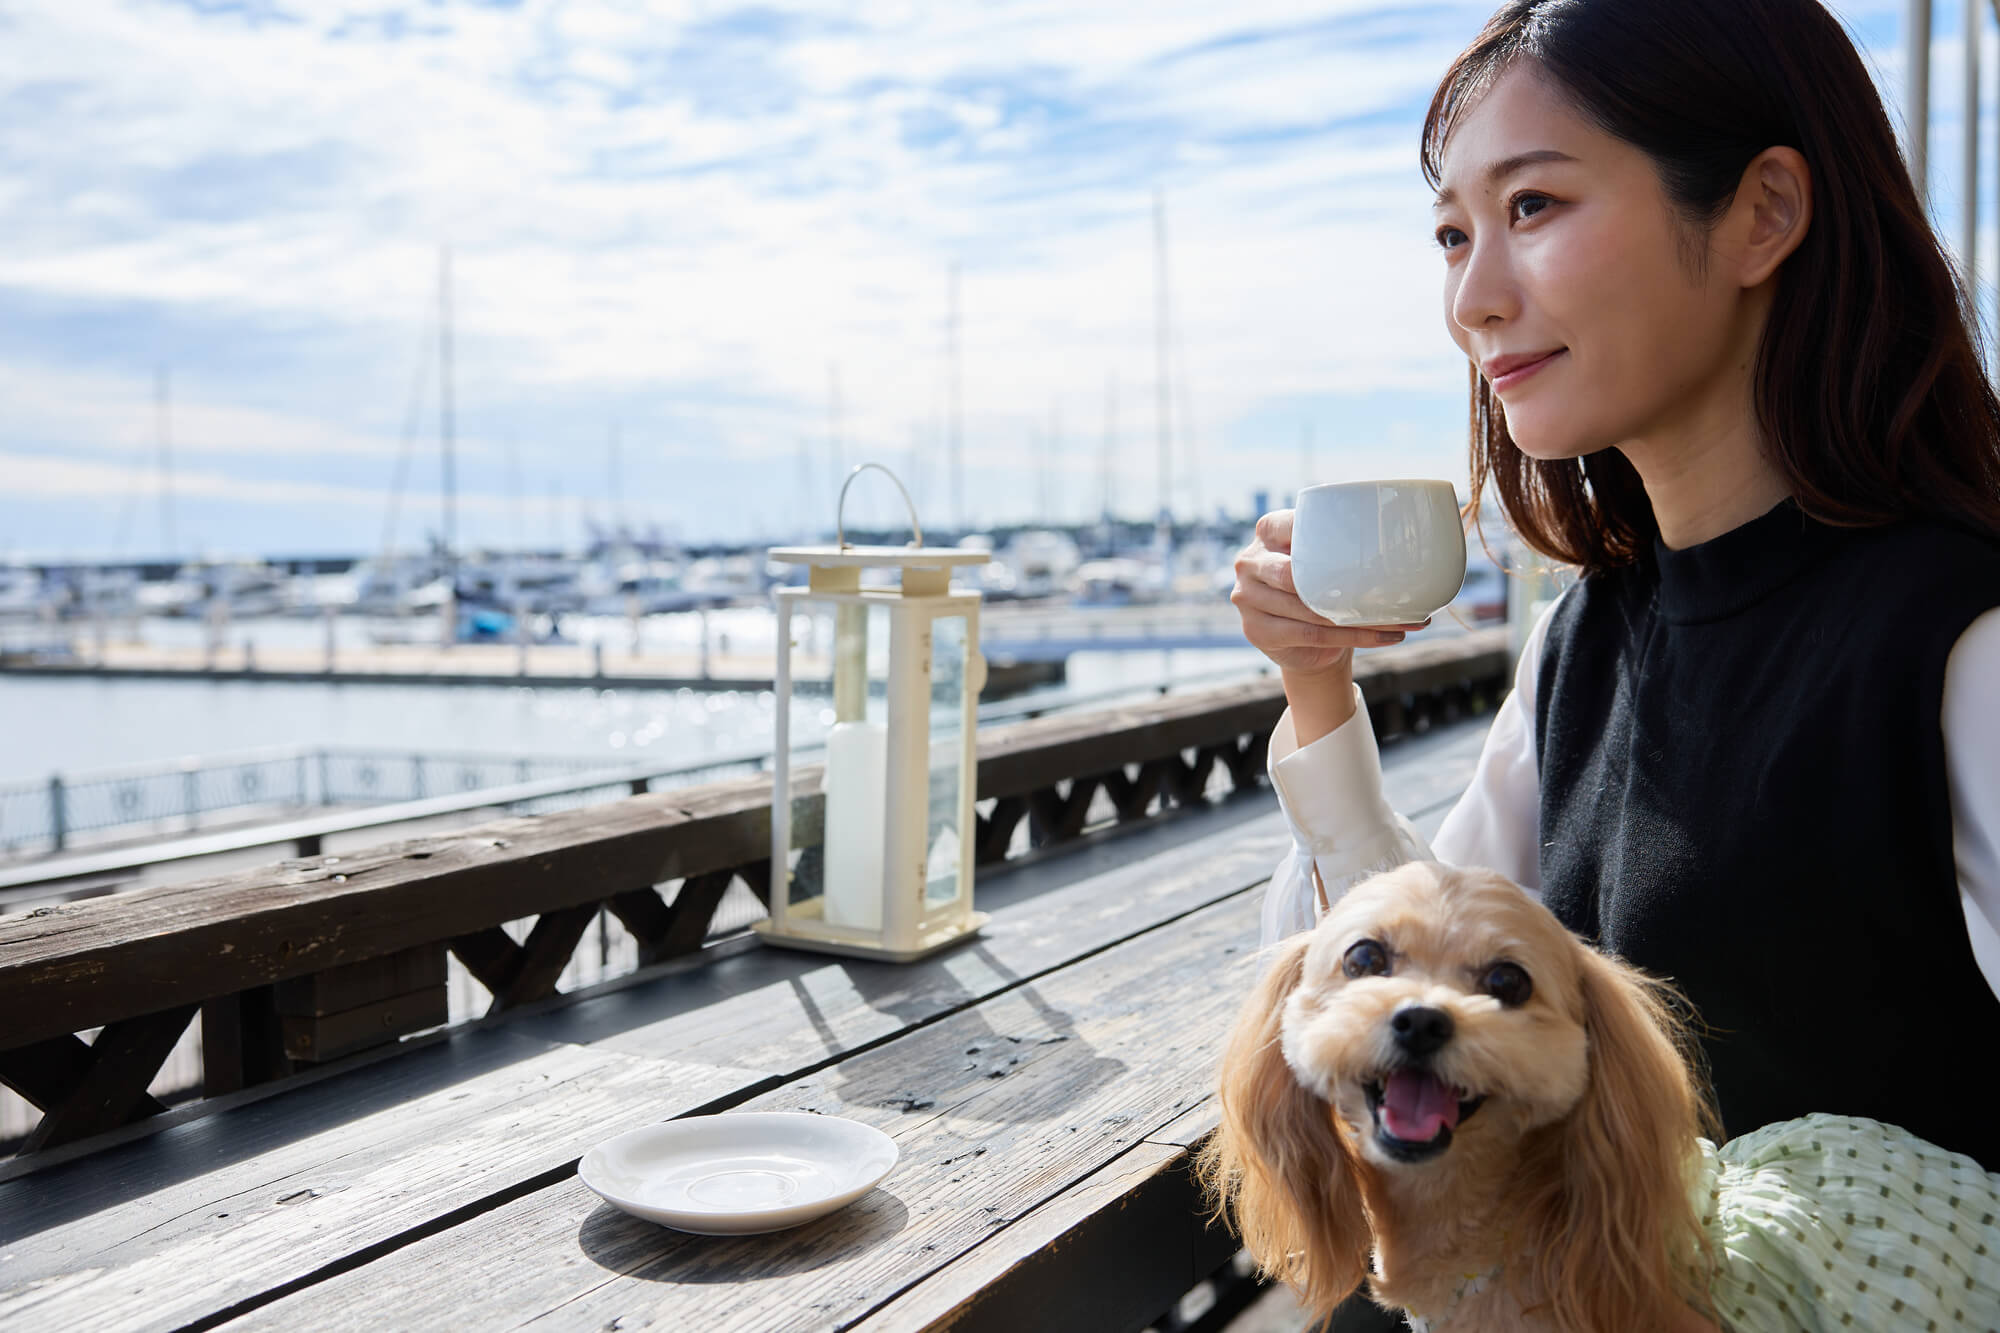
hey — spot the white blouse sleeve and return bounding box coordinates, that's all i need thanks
[1944,606,2000,1000]
[1259,688,1434,946]
[1427,597,1562,893]
[1256,596,1564,947]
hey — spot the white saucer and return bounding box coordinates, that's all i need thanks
[579,1111,899,1235]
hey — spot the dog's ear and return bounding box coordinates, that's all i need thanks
[1521,944,1715,1333]
[1198,933,1372,1321]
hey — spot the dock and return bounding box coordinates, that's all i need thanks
[0,636,1066,695]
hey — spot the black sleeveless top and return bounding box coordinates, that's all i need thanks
[1534,497,2000,1169]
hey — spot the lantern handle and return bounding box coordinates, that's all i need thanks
[836,462,924,551]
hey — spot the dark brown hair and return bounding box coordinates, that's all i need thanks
[1425,0,2000,573]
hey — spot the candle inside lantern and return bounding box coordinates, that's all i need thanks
[822,717,887,929]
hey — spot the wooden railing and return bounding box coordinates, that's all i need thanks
[0,630,1508,1161]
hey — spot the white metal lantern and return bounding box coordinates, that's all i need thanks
[754,464,992,962]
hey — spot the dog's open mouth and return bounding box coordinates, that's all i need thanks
[1362,1069,1486,1162]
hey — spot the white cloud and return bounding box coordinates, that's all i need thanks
[0,0,1944,546]
[1,449,393,508]
[0,361,430,461]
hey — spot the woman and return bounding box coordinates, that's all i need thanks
[1231,0,2000,1184]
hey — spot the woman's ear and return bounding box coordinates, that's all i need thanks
[1729,145,1812,287]
[1197,933,1372,1322]
[1521,945,1716,1333]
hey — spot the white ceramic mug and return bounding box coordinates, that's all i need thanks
[1289,479,1467,627]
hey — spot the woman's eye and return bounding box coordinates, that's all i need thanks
[1511,192,1551,222]
[1342,939,1390,979]
[1436,195,1548,251]
[1482,962,1533,1007]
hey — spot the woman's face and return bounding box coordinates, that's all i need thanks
[1432,62,1745,461]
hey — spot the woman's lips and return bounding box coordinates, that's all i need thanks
[1490,349,1564,391]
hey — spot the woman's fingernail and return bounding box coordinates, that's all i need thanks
[1376,631,1404,644]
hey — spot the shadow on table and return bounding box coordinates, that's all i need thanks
[507,784,1284,1061]
[0,1026,565,1243]
[786,947,1128,1126]
[576,1192,910,1282]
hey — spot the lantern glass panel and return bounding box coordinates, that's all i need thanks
[785,598,893,928]
[923,614,969,909]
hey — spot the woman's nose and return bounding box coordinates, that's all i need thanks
[1449,237,1519,333]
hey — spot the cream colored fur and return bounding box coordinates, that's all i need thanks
[1199,862,1720,1333]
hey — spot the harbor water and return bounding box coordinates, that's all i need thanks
[0,608,1269,783]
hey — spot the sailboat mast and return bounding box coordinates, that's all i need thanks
[827,363,844,503]
[155,365,176,559]
[505,433,524,552]
[1043,398,1058,521]
[1153,190,1172,531]
[439,246,456,584]
[797,438,815,540]
[948,262,963,533]
[608,422,623,542]
[1101,372,1116,524]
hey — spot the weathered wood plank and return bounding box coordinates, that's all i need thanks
[0,780,771,1052]
[1053,776,1100,841]
[875,1142,1233,1333]
[488,904,599,1012]
[280,986,449,1064]
[976,794,1028,864]
[654,870,738,960]
[607,885,674,954]
[272,945,446,1017]
[213,887,1273,1333]
[1143,1096,1222,1151]
[201,987,291,1096]
[19,1007,198,1154]
[0,1033,121,1115]
[735,858,772,906]
[448,924,524,997]
[877,1093,1236,1329]
[1024,786,1064,847]
[0,1034,762,1332]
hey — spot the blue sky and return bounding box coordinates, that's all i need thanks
[0,0,1947,557]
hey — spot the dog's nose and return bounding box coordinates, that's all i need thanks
[1391,1005,1454,1057]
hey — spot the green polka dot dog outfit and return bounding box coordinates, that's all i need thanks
[1404,1114,2000,1331]
[1696,1113,2000,1331]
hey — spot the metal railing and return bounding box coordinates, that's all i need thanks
[0,747,613,857]
[0,663,1283,872]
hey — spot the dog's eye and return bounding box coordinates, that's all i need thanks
[1342,939,1390,979]
[1482,962,1532,1007]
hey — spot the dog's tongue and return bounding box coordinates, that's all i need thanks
[1382,1069,1461,1142]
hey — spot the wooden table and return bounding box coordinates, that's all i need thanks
[0,718,1491,1333]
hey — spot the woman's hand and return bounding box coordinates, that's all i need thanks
[1231,509,1430,744]
[1231,510,1429,672]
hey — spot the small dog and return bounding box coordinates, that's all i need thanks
[1199,861,1721,1333]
